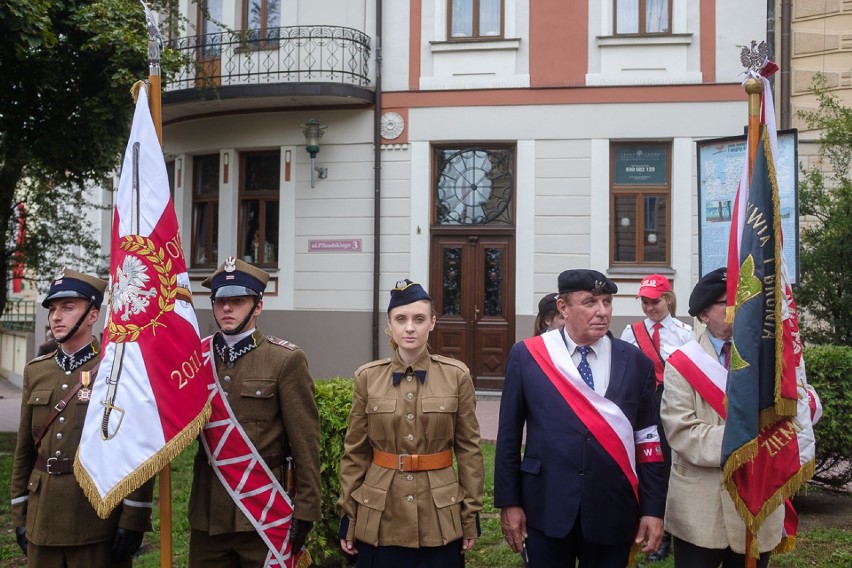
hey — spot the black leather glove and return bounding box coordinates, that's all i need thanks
[15,526,27,556]
[111,527,144,563]
[289,519,313,552]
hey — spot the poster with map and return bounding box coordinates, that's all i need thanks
[696,130,799,284]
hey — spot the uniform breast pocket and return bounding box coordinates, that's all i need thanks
[421,396,458,440]
[28,389,53,437]
[239,380,277,421]
[365,398,396,441]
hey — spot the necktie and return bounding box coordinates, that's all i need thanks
[721,341,732,369]
[652,322,663,353]
[577,346,595,389]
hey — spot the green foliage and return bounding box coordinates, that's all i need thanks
[803,344,852,488]
[0,0,186,316]
[796,74,852,346]
[309,377,354,566]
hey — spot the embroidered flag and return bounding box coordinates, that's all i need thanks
[74,86,213,517]
[721,123,816,556]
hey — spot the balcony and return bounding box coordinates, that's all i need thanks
[162,25,373,122]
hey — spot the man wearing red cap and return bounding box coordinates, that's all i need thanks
[620,274,693,561]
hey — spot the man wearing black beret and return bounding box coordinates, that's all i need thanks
[661,268,782,567]
[496,269,666,567]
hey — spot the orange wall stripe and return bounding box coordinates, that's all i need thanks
[701,0,716,83]
[409,0,422,91]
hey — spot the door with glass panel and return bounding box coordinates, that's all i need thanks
[428,146,515,390]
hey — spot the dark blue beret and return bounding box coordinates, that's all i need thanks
[388,279,432,312]
[688,267,727,317]
[203,257,269,299]
[42,268,107,308]
[557,269,618,295]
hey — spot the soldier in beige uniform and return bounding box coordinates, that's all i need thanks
[337,279,484,567]
[11,269,154,567]
[188,258,321,567]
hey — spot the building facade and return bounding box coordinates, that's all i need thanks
[139,1,766,386]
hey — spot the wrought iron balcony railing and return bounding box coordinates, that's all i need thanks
[165,25,371,92]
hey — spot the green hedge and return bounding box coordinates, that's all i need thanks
[803,344,852,488]
[308,377,354,566]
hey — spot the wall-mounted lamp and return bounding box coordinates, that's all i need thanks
[620,217,631,227]
[223,151,230,184]
[301,118,328,188]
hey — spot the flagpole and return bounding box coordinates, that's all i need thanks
[743,73,762,568]
[141,4,172,567]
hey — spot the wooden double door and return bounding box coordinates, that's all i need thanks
[429,231,515,390]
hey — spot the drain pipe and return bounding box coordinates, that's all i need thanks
[371,0,383,360]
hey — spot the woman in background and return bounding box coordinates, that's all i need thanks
[337,279,484,567]
[533,292,564,336]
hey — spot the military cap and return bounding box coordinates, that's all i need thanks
[537,293,559,318]
[557,269,618,295]
[388,279,432,312]
[42,268,108,308]
[688,267,727,317]
[202,257,269,299]
[637,273,672,299]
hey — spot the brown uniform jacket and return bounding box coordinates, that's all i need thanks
[337,349,484,548]
[10,339,154,547]
[188,329,322,534]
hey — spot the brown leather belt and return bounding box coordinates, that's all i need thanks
[372,449,453,472]
[34,455,73,475]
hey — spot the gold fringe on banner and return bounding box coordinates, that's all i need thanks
[74,401,212,519]
[130,80,148,104]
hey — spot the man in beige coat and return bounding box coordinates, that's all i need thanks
[661,268,782,568]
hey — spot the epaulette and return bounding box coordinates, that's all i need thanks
[354,358,391,376]
[430,353,470,372]
[267,336,298,350]
[31,351,57,363]
[674,319,693,331]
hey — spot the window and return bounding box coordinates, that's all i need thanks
[449,0,503,39]
[434,146,514,225]
[192,155,220,268]
[239,151,279,267]
[615,0,671,35]
[610,143,670,266]
[243,0,281,45]
[199,0,223,58]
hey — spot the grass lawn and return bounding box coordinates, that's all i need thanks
[1,432,850,567]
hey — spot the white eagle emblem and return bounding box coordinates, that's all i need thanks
[111,255,158,321]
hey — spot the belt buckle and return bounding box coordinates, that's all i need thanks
[398,453,410,472]
[45,457,58,475]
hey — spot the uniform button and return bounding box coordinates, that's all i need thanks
[406,376,412,382]
[224,376,231,383]
[451,496,456,503]
[406,495,414,502]
[439,404,446,411]
[406,474,414,481]
[363,498,369,504]
[255,390,262,396]
[373,405,379,411]
[406,434,414,441]
[406,413,414,421]
[58,417,65,424]
[227,362,234,369]
[61,384,69,391]
[56,433,63,440]
[34,397,40,402]
[55,451,62,458]
[406,393,414,400]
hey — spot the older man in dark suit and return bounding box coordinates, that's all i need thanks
[495,269,667,567]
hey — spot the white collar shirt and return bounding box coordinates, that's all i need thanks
[619,314,694,361]
[563,330,612,396]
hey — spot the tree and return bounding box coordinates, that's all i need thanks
[0,0,181,317]
[796,75,852,347]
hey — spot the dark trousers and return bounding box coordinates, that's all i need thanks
[673,537,771,568]
[189,528,268,568]
[525,523,631,568]
[354,540,465,568]
[27,540,131,568]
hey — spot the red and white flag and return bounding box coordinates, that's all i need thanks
[74,86,213,517]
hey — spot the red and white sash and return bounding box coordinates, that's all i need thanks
[666,340,728,418]
[201,337,300,568]
[525,331,642,502]
[631,321,666,386]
